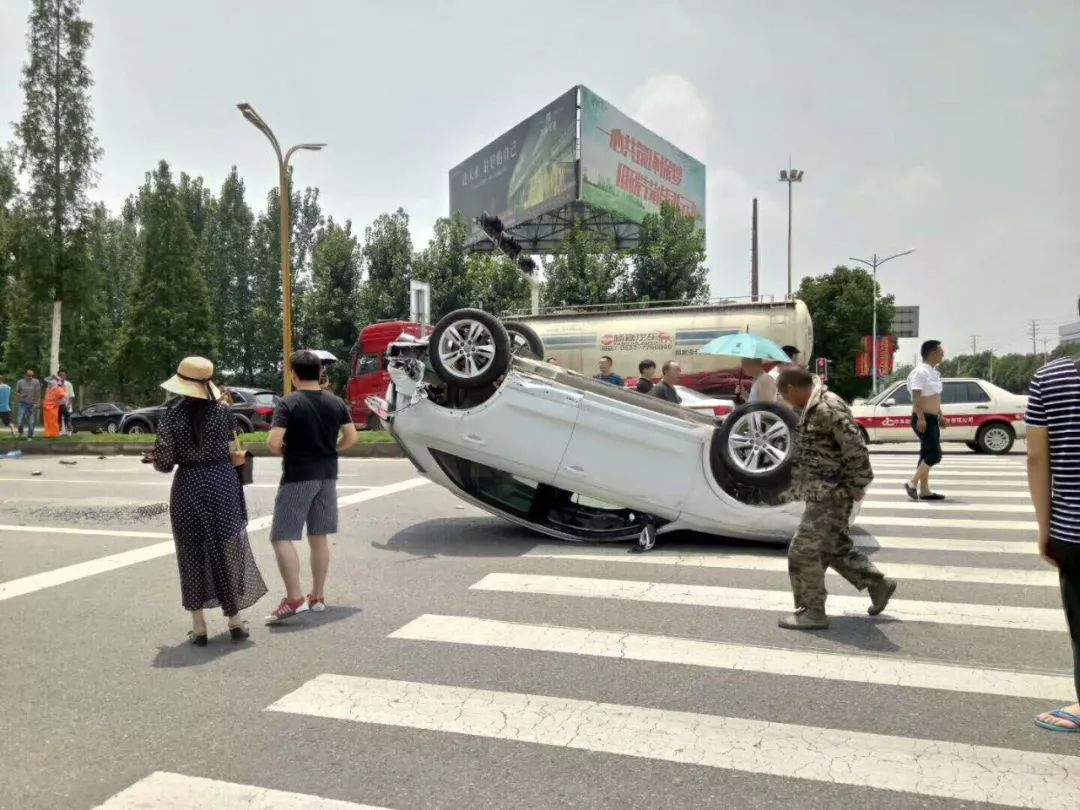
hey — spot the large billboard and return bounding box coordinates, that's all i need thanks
[449,88,577,232]
[579,87,706,228]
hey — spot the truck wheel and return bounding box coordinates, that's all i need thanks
[714,402,798,489]
[428,308,510,389]
[976,423,1014,455]
[366,413,382,432]
[503,321,544,360]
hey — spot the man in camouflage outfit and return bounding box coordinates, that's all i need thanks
[776,368,897,630]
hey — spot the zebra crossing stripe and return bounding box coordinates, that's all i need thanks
[855,515,1036,531]
[860,501,1033,513]
[0,524,172,539]
[93,771,391,809]
[871,471,1027,478]
[267,674,1080,809]
[854,534,1034,555]
[521,545,1057,587]
[469,573,1065,632]
[867,488,1030,498]
[390,614,1075,701]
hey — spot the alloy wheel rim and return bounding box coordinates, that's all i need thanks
[727,410,792,474]
[438,319,498,378]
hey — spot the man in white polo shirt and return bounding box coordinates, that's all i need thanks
[905,340,948,500]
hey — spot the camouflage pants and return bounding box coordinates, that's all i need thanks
[789,492,884,612]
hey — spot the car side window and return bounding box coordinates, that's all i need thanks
[82,405,100,416]
[888,386,911,406]
[941,382,968,404]
[966,382,991,403]
[230,391,248,405]
[255,393,277,406]
[356,353,381,377]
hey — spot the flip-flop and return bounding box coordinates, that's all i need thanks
[1034,709,1080,733]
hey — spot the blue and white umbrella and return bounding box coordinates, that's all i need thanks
[697,332,791,362]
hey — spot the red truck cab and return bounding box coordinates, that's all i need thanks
[347,321,432,429]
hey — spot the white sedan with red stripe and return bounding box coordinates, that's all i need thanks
[851,377,1027,454]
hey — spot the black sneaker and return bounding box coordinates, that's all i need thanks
[904,482,918,501]
[920,492,946,501]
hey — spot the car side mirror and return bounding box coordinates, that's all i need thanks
[883,398,896,407]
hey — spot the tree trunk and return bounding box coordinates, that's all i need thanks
[50,299,62,375]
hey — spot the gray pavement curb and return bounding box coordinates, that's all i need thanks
[2,438,403,459]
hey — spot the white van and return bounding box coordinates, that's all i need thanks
[513,298,812,395]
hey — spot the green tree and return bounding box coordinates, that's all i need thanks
[307,218,361,389]
[60,212,113,398]
[97,198,140,334]
[290,186,325,350]
[12,0,102,375]
[411,214,471,320]
[199,168,255,378]
[623,202,708,303]
[177,172,212,243]
[0,147,21,359]
[542,221,629,310]
[796,265,895,401]
[358,208,411,325]
[116,161,215,400]
[465,252,531,316]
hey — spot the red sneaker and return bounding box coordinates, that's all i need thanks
[307,595,326,613]
[265,596,309,625]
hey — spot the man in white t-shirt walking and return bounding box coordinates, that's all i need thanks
[905,340,948,500]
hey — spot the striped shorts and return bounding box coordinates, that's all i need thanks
[270,479,338,541]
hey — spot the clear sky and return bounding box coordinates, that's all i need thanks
[1,0,1076,360]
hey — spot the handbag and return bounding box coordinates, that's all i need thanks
[231,430,254,486]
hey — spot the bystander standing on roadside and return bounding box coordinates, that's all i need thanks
[58,370,75,434]
[265,350,359,624]
[740,357,777,403]
[651,361,682,404]
[635,359,657,394]
[593,355,624,387]
[776,368,896,630]
[906,340,947,501]
[15,369,41,441]
[0,376,14,436]
[1027,299,1080,733]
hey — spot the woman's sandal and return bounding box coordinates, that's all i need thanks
[1035,708,1080,733]
[187,629,208,647]
[228,621,250,641]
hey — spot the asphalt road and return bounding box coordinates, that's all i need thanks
[1,446,1072,810]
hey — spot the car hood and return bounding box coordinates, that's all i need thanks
[126,405,164,416]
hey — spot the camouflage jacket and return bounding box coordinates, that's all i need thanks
[791,387,874,501]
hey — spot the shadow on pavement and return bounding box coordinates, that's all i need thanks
[373,517,539,560]
[821,615,903,654]
[153,632,256,668]
[267,605,363,635]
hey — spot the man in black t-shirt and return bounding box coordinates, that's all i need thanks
[651,361,683,405]
[265,350,358,624]
[635,359,657,394]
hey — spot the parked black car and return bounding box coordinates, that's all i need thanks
[70,403,132,434]
[120,387,281,434]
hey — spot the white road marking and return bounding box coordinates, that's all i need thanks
[856,515,1036,531]
[522,544,1056,587]
[470,573,1065,632]
[854,534,1035,555]
[93,771,390,809]
[867,488,1029,499]
[871,471,1027,479]
[860,500,1033,513]
[0,478,429,602]
[391,614,1075,701]
[0,476,369,490]
[268,674,1080,809]
[0,524,172,539]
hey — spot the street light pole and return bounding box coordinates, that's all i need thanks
[237,103,325,394]
[778,163,804,299]
[849,249,915,396]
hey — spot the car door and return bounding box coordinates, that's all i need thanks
[554,392,706,516]
[869,383,913,442]
[75,404,100,430]
[939,381,984,441]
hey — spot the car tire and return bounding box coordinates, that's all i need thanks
[124,420,150,435]
[503,321,544,360]
[106,421,119,434]
[234,418,252,434]
[976,422,1014,455]
[714,402,798,489]
[428,308,511,389]
[858,425,870,445]
[366,413,382,432]
[965,440,982,453]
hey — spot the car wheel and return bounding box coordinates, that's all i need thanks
[234,419,252,434]
[715,402,798,489]
[366,413,382,432]
[976,423,1014,455]
[858,426,870,445]
[965,440,982,453]
[106,421,119,434]
[503,321,544,360]
[125,421,149,435]
[428,308,511,389]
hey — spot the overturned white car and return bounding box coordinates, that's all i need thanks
[367,308,810,545]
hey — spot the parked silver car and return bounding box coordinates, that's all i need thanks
[367,308,816,545]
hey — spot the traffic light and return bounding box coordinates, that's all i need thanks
[517,256,537,275]
[816,357,829,381]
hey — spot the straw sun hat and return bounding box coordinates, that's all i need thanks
[161,357,221,401]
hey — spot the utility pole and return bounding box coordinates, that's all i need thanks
[849,249,916,396]
[1030,319,1039,355]
[970,335,978,355]
[778,163,804,299]
[1042,337,1052,364]
[751,198,759,302]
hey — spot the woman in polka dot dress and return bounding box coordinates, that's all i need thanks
[151,357,267,645]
